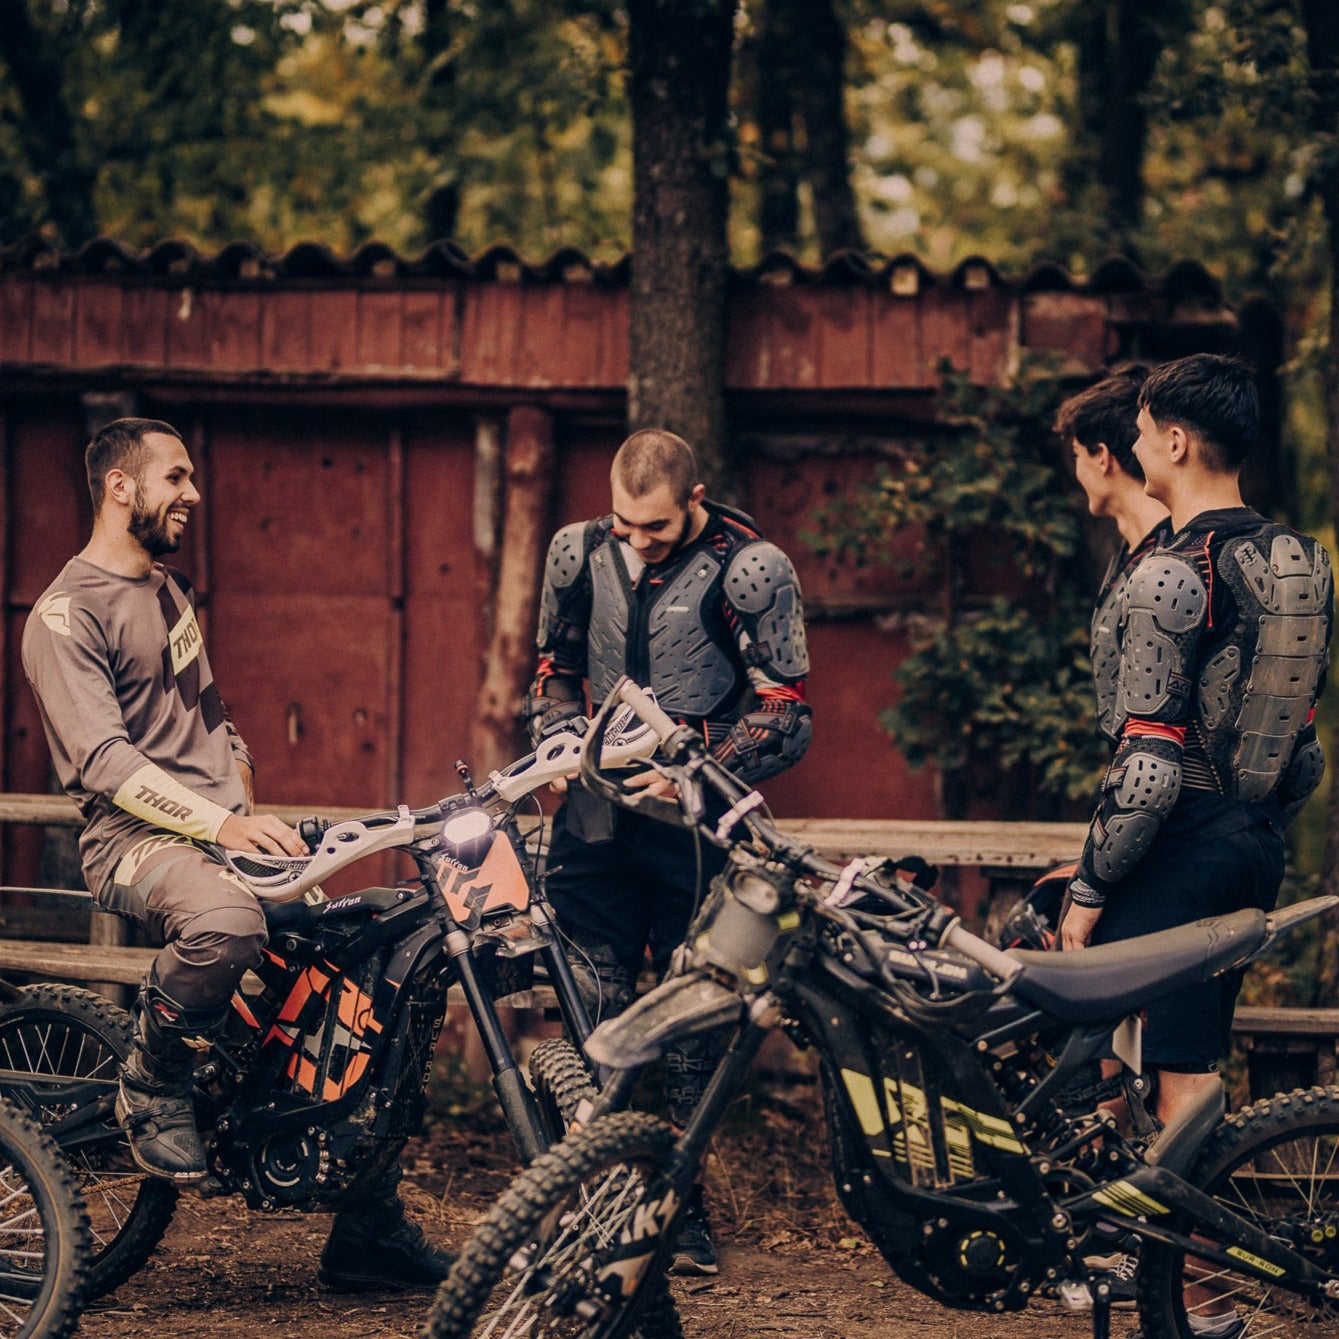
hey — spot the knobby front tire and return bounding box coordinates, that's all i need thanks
[0,985,178,1296]
[528,1038,598,1145]
[1137,1084,1339,1339]
[0,1096,92,1339]
[423,1110,685,1339]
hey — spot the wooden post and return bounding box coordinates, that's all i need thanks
[468,406,557,780]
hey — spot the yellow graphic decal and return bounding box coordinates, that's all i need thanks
[1226,1247,1287,1279]
[37,593,72,637]
[167,604,203,675]
[1091,1181,1170,1218]
[840,1068,883,1137]
[940,1097,1027,1154]
[889,1080,935,1175]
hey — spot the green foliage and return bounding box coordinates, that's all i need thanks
[810,360,1110,812]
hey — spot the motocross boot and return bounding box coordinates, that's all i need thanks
[115,972,225,1182]
[318,1166,455,1291]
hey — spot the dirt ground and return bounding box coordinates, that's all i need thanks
[73,1081,1114,1339]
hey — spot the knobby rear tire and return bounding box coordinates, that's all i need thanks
[0,984,178,1297]
[0,1096,93,1339]
[1137,1084,1339,1339]
[423,1110,685,1339]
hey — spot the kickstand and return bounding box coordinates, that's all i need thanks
[1090,1277,1112,1339]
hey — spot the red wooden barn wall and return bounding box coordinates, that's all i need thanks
[0,242,1258,887]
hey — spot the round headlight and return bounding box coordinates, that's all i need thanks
[730,870,781,914]
[440,807,494,864]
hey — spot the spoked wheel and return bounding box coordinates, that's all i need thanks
[424,1111,685,1339]
[1137,1085,1339,1339]
[0,985,177,1297]
[0,1096,92,1339]
[529,1038,598,1144]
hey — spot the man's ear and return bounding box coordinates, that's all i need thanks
[687,482,706,509]
[1166,423,1191,464]
[103,469,135,506]
[1094,444,1114,475]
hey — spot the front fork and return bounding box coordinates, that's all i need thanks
[440,925,548,1165]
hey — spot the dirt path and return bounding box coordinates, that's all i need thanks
[71,1100,1117,1339]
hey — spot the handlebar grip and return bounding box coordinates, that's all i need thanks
[616,680,681,744]
[941,923,1022,982]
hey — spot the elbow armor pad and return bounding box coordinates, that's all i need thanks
[713,701,812,784]
[1115,556,1207,723]
[1089,738,1182,883]
[722,541,810,683]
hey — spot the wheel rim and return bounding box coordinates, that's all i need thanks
[0,1149,58,1335]
[1174,1122,1339,1338]
[480,1155,670,1338]
[0,1011,143,1262]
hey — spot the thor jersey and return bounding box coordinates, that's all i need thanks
[22,557,251,896]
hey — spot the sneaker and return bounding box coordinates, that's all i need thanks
[1055,1254,1138,1313]
[1186,1310,1244,1339]
[669,1186,718,1276]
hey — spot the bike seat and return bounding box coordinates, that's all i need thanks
[261,886,406,932]
[1005,908,1268,1024]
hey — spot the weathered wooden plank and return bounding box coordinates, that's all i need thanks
[1232,1007,1339,1039]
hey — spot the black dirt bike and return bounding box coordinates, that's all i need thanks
[0,708,657,1300]
[424,678,1339,1339]
[0,1093,90,1339]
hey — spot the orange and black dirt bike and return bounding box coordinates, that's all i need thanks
[0,707,658,1299]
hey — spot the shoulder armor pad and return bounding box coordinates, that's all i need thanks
[1125,555,1207,632]
[546,521,592,593]
[724,541,798,614]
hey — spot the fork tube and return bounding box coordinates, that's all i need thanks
[668,1016,769,1176]
[442,928,548,1165]
[529,901,596,1043]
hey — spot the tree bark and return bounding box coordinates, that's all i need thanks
[627,0,735,491]
[0,1,97,245]
[793,0,863,256]
[468,406,556,780]
[1301,0,1339,1001]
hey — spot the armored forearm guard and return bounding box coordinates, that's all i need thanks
[708,698,812,785]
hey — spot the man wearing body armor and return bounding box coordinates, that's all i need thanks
[22,418,454,1291]
[526,428,812,1272]
[1059,356,1332,1135]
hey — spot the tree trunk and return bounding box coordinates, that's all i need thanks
[753,0,801,254]
[627,0,734,491]
[0,1,97,245]
[1301,0,1339,1001]
[793,0,863,256]
[468,406,556,780]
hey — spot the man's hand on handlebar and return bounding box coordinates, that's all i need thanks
[219,813,308,857]
[622,769,678,801]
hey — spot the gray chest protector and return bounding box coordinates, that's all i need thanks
[1091,548,1137,745]
[1200,530,1332,801]
[586,541,743,717]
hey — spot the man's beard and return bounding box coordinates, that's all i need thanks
[128,499,180,556]
[645,510,692,563]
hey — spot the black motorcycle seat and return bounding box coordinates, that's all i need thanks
[261,886,405,932]
[1005,907,1268,1024]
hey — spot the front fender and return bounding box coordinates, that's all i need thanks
[583,972,743,1069]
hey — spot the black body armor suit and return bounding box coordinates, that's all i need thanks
[527,503,811,784]
[1071,508,1332,908]
[1090,521,1172,745]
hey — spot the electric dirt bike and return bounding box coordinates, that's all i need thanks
[0,1095,90,1339]
[424,678,1339,1339]
[0,709,657,1300]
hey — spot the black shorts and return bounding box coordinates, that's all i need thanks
[1091,818,1285,1068]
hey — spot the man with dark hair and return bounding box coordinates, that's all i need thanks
[1059,355,1331,1146]
[526,427,812,1273]
[22,417,453,1291]
[1058,366,1171,743]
